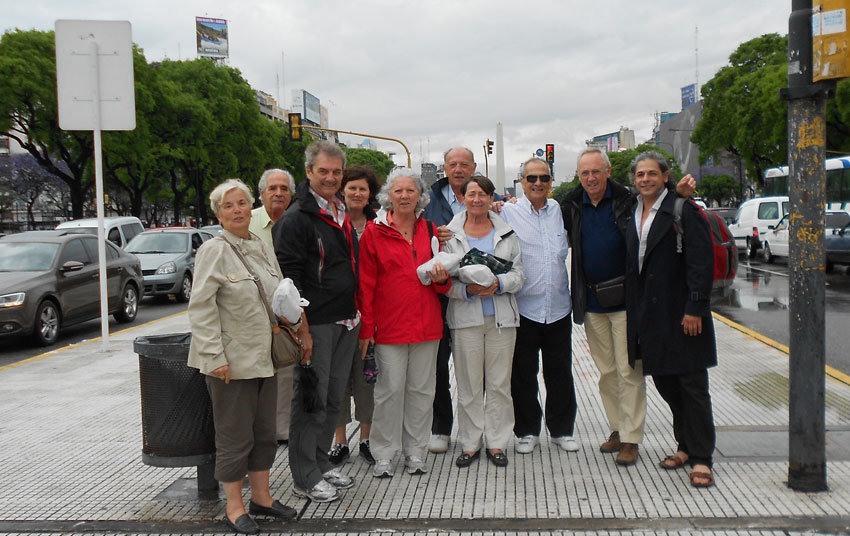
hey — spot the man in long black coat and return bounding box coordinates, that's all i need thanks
[624,151,717,488]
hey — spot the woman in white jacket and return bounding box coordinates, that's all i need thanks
[443,175,525,468]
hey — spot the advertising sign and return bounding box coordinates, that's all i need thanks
[303,91,321,125]
[681,83,696,110]
[196,17,228,58]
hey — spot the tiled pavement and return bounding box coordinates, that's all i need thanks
[1,310,850,535]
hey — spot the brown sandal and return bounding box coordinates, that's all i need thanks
[658,454,687,470]
[689,470,714,488]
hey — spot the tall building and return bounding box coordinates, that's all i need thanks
[586,127,635,152]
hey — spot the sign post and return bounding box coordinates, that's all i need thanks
[55,20,136,352]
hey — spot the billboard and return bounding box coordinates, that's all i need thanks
[304,91,321,125]
[196,17,228,58]
[681,83,696,110]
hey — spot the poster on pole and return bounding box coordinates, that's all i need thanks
[196,17,228,58]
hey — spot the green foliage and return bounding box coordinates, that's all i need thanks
[344,147,395,181]
[697,174,739,206]
[607,144,682,186]
[551,178,580,204]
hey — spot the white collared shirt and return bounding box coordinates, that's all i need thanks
[441,183,465,216]
[634,188,668,273]
[500,197,571,324]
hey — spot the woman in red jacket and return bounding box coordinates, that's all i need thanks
[358,168,450,478]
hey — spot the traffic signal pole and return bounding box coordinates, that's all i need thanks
[289,115,412,167]
[779,0,836,492]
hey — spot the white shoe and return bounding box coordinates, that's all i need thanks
[553,435,580,452]
[405,455,428,475]
[322,467,354,489]
[428,434,450,453]
[515,435,539,454]
[292,479,339,502]
[373,459,394,478]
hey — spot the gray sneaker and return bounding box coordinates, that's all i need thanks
[292,479,339,503]
[323,467,355,489]
[405,455,428,475]
[373,459,394,478]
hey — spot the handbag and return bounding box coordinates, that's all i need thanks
[221,236,301,369]
[459,247,513,274]
[589,275,626,309]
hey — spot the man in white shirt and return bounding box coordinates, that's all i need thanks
[500,157,578,454]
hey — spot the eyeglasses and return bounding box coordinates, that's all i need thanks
[525,174,551,183]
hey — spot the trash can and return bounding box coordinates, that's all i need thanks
[135,333,217,491]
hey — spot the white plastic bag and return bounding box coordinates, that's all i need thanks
[458,264,497,286]
[416,251,462,285]
[271,278,310,323]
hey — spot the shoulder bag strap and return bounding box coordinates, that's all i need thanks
[219,235,279,329]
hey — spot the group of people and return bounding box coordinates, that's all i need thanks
[186,140,719,535]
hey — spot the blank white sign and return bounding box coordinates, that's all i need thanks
[55,20,136,131]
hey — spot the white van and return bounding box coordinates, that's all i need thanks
[727,196,790,258]
[56,216,145,249]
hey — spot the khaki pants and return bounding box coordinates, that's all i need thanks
[370,341,439,460]
[452,317,516,452]
[584,310,646,444]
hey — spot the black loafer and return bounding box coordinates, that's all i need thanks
[486,449,509,467]
[223,513,259,535]
[248,499,297,519]
[455,450,480,468]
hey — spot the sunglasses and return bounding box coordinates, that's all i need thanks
[526,174,551,183]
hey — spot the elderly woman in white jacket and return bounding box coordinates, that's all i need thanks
[443,175,525,469]
[188,179,297,535]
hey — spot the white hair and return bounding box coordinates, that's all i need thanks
[258,168,295,193]
[376,167,431,212]
[209,178,254,215]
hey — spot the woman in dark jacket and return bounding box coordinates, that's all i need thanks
[624,152,717,488]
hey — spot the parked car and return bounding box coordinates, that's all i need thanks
[761,210,850,264]
[125,228,214,302]
[708,207,738,226]
[727,196,790,258]
[56,216,145,249]
[0,231,143,346]
[199,224,223,235]
[826,218,850,272]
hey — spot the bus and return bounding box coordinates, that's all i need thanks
[763,156,850,210]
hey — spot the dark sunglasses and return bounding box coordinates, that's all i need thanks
[526,174,551,183]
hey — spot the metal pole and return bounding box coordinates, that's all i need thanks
[300,125,412,167]
[90,40,110,352]
[785,0,827,491]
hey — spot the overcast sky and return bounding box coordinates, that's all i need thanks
[5,1,789,186]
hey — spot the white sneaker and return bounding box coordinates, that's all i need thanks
[405,455,428,475]
[322,467,354,489]
[553,435,580,452]
[373,459,394,478]
[292,479,339,502]
[515,435,539,454]
[428,434,450,453]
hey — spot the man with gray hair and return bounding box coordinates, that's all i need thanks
[250,168,296,447]
[272,140,359,503]
[501,157,578,455]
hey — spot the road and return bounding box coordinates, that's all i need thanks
[711,257,850,376]
[0,297,188,368]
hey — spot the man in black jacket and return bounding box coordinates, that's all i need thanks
[273,141,359,503]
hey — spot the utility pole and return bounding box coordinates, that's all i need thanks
[779,0,837,492]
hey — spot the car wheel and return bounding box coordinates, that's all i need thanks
[746,238,757,259]
[762,242,774,264]
[33,300,60,346]
[114,284,139,323]
[175,273,192,303]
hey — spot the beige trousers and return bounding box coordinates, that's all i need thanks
[275,364,294,441]
[452,316,516,452]
[370,340,439,460]
[584,310,646,444]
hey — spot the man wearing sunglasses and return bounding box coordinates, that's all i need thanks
[500,157,578,455]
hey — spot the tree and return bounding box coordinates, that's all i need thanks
[0,153,69,227]
[344,147,395,181]
[698,174,739,206]
[551,178,580,204]
[0,29,94,218]
[608,144,682,186]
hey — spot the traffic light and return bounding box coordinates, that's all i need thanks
[288,113,302,141]
[486,139,494,155]
[545,143,554,163]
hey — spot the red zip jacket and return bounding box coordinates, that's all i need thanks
[358,211,450,344]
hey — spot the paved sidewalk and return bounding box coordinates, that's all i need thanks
[1,310,850,535]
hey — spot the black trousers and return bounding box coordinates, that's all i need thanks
[652,369,716,468]
[511,314,577,438]
[431,295,453,435]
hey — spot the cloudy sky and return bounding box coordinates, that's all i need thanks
[5,1,788,185]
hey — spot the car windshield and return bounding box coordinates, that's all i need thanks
[826,213,850,229]
[0,242,59,271]
[126,233,187,254]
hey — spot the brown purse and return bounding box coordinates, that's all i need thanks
[221,236,301,368]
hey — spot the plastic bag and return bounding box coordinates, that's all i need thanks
[271,278,310,324]
[458,264,497,286]
[416,251,462,285]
